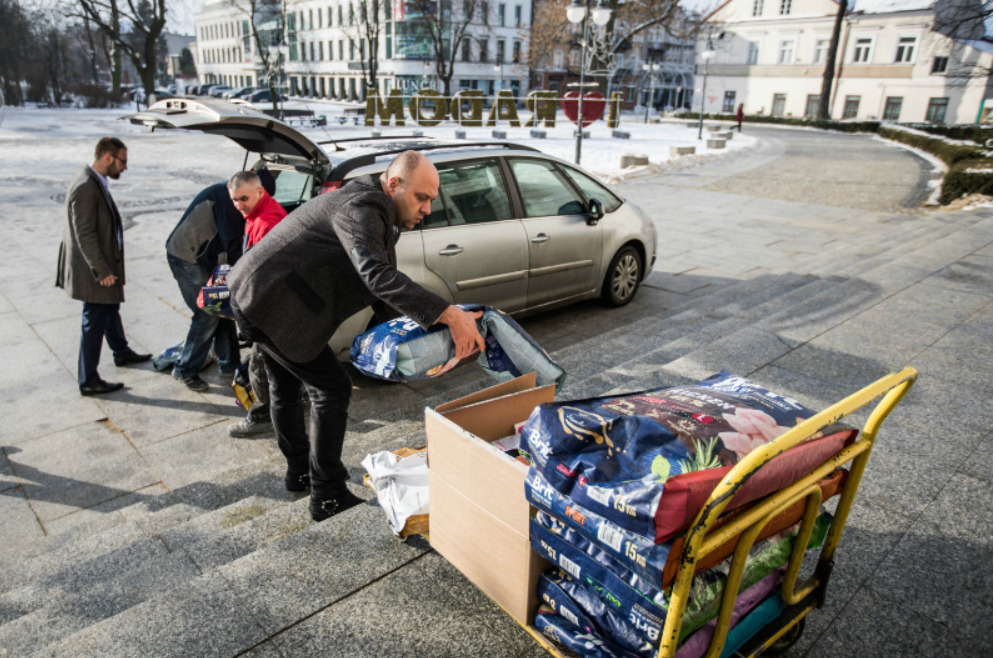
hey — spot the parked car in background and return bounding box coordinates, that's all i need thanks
[245,89,287,104]
[125,98,657,356]
[209,85,233,98]
[224,86,254,99]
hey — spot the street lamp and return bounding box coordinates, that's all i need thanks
[643,62,661,124]
[697,36,717,140]
[566,0,612,165]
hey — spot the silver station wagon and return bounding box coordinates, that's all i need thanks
[127,98,658,356]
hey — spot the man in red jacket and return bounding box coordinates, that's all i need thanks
[227,170,287,438]
[229,171,286,249]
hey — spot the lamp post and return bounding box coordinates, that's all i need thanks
[696,36,717,140]
[643,62,660,124]
[566,0,612,165]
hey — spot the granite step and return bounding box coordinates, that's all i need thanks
[32,491,427,657]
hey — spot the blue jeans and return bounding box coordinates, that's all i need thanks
[168,255,239,378]
[79,301,130,386]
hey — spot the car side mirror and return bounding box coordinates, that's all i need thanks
[587,198,604,226]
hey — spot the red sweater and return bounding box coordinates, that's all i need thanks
[245,191,287,248]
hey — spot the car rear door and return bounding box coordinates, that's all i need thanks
[506,157,603,309]
[419,158,529,313]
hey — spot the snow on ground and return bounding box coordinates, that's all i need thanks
[0,100,759,184]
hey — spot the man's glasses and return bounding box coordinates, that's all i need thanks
[112,154,128,166]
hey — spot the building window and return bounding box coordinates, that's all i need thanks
[515,5,522,26]
[553,51,564,69]
[747,41,759,65]
[780,0,791,14]
[931,56,948,73]
[883,96,902,120]
[497,39,505,63]
[853,37,872,63]
[843,95,860,118]
[778,39,795,64]
[499,3,505,26]
[479,39,489,62]
[339,40,344,60]
[752,0,763,16]
[814,38,829,64]
[723,91,736,112]
[771,93,786,116]
[925,97,948,123]
[319,41,324,61]
[513,40,521,63]
[895,36,916,63]
[805,94,820,117]
[462,38,471,62]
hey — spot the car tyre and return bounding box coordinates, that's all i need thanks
[601,245,642,307]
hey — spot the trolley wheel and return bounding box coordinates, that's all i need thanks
[761,618,805,656]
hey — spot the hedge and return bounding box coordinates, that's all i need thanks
[672,111,993,204]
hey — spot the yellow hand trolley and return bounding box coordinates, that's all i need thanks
[522,367,918,658]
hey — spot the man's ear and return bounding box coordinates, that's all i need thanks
[385,175,401,197]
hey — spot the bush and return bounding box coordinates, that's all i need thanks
[900,122,993,147]
[672,111,881,133]
[940,159,993,205]
[878,125,988,166]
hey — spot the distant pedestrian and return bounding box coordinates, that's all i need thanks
[736,103,744,132]
[165,181,246,392]
[56,136,150,396]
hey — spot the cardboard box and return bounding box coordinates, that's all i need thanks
[426,373,554,625]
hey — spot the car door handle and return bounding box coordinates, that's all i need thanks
[438,244,465,256]
[531,234,550,244]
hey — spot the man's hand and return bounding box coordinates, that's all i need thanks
[98,274,118,287]
[435,305,485,375]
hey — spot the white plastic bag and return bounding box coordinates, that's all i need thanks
[361,449,429,536]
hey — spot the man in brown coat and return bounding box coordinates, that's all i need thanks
[56,136,150,395]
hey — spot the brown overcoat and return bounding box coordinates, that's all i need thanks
[55,166,126,303]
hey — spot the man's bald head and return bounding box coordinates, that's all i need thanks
[380,151,439,230]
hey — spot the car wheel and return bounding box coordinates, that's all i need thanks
[602,245,642,307]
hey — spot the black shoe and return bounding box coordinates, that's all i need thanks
[229,416,275,438]
[285,471,311,492]
[80,379,124,396]
[114,350,152,366]
[310,491,363,522]
[181,375,209,392]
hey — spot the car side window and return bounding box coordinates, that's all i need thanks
[271,169,315,208]
[432,159,512,227]
[562,166,623,213]
[509,159,586,218]
[422,195,448,229]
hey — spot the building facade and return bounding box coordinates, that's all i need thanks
[194,0,532,102]
[697,0,993,123]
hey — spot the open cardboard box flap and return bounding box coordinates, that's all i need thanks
[426,373,555,625]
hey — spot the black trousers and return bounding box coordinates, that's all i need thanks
[256,334,353,499]
[79,301,129,386]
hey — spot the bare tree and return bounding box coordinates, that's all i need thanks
[344,0,386,93]
[72,0,168,102]
[530,0,696,94]
[933,0,993,41]
[228,0,285,112]
[0,0,31,105]
[818,0,848,119]
[403,0,491,97]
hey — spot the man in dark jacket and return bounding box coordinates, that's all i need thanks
[56,136,150,396]
[166,181,246,391]
[229,151,484,522]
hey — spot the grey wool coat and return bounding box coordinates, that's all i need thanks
[229,174,450,363]
[55,166,126,304]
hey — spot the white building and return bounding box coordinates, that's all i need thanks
[696,0,993,123]
[194,0,533,102]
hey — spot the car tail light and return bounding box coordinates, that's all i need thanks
[320,180,344,194]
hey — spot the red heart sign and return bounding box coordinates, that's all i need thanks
[562,91,607,127]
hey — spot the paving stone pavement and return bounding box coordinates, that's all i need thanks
[0,114,991,657]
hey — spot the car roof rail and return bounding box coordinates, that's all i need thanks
[322,140,541,181]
